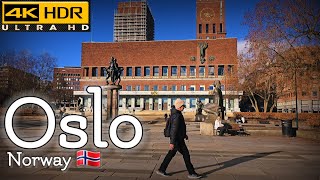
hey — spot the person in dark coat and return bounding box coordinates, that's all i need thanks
[156,99,202,179]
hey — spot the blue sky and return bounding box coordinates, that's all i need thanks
[0,0,259,67]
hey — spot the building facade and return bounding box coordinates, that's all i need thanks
[74,0,242,113]
[196,0,226,39]
[53,67,81,104]
[113,0,154,42]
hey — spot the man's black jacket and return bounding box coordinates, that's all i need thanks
[170,108,186,144]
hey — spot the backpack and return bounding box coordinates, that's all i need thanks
[164,114,175,137]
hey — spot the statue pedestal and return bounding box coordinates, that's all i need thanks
[104,85,122,120]
[200,122,214,136]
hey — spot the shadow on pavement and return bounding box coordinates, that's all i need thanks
[168,151,282,177]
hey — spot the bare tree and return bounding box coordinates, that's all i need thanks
[239,0,320,112]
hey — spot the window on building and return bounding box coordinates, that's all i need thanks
[162,66,168,76]
[171,85,177,91]
[126,85,132,91]
[206,36,210,39]
[153,66,159,76]
[92,67,98,77]
[190,98,196,108]
[126,67,132,76]
[153,85,158,91]
[135,85,140,91]
[302,91,307,96]
[144,66,150,76]
[171,66,177,76]
[181,85,187,91]
[135,98,140,107]
[209,85,214,90]
[180,66,187,76]
[218,65,224,76]
[206,24,209,33]
[199,66,205,76]
[312,91,318,97]
[135,67,141,76]
[144,85,149,91]
[100,67,107,77]
[162,85,167,91]
[190,85,195,91]
[209,66,214,76]
[199,24,202,34]
[213,24,216,33]
[200,85,205,91]
[221,85,225,91]
[190,66,196,76]
[227,65,234,74]
[220,23,223,32]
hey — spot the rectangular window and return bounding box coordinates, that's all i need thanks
[190,66,196,76]
[190,85,195,91]
[220,23,223,32]
[206,24,209,33]
[84,68,89,77]
[171,85,177,91]
[181,85,186,91]
[162,66,168,76]
[126,67,132,76]
[199,24,202,34]
[200,85,205,91]
[199,66,205,77]
[171,66,177,76]
[126,85,132,91]
[162,85,167,91]
[135,98,140,107]
[135,67,141,76]
[209,66,215,76]
[312,91,317,97]
[218,65,224,76]
[144,66,150,76]
[180,66,187,76]
[227,65,234,74]
[209,85,214,90]
[92,67,98,77]
[135,85,140,91]
[153,66,159,76]
[153,85,158,91]
[144,85,149,91]
[190,98,196,108]
[213,24,216,33]
[100,67,106,76]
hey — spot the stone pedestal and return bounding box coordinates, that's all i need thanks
[105,85,122,120]
[200,122,214,136]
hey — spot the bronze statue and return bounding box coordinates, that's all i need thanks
[105,57,123,85]
[198,42,208,64]
[196,99,204,115]
[203,80,224,117]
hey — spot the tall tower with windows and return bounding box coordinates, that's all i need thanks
[196,0,226,39]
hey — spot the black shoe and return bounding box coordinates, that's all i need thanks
[188,173,202,179]
[156,169,169,177]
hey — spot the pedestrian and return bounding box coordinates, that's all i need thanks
[214,116,226,136]
[156,98,202,179]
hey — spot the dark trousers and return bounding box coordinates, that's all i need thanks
[159,140,196,175]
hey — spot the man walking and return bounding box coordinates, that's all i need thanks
[156,99,202,179]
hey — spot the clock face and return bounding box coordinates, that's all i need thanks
[200,8,215,21]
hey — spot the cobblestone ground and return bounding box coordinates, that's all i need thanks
[0,116,319,180]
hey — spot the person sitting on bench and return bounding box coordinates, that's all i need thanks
[214,117,227,136]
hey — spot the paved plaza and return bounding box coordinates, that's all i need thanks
[0,116,319,180]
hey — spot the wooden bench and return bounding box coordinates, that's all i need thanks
[228,124,249,136]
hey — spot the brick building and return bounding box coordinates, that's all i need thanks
[53,67,81,104]
[74,0,242,113]
[0,66,39,106]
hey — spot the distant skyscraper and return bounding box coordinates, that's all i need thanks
[113,0,155,42]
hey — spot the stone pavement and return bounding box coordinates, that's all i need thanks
[0,116,319,180]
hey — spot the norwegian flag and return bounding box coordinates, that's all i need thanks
[76,150,101,167]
